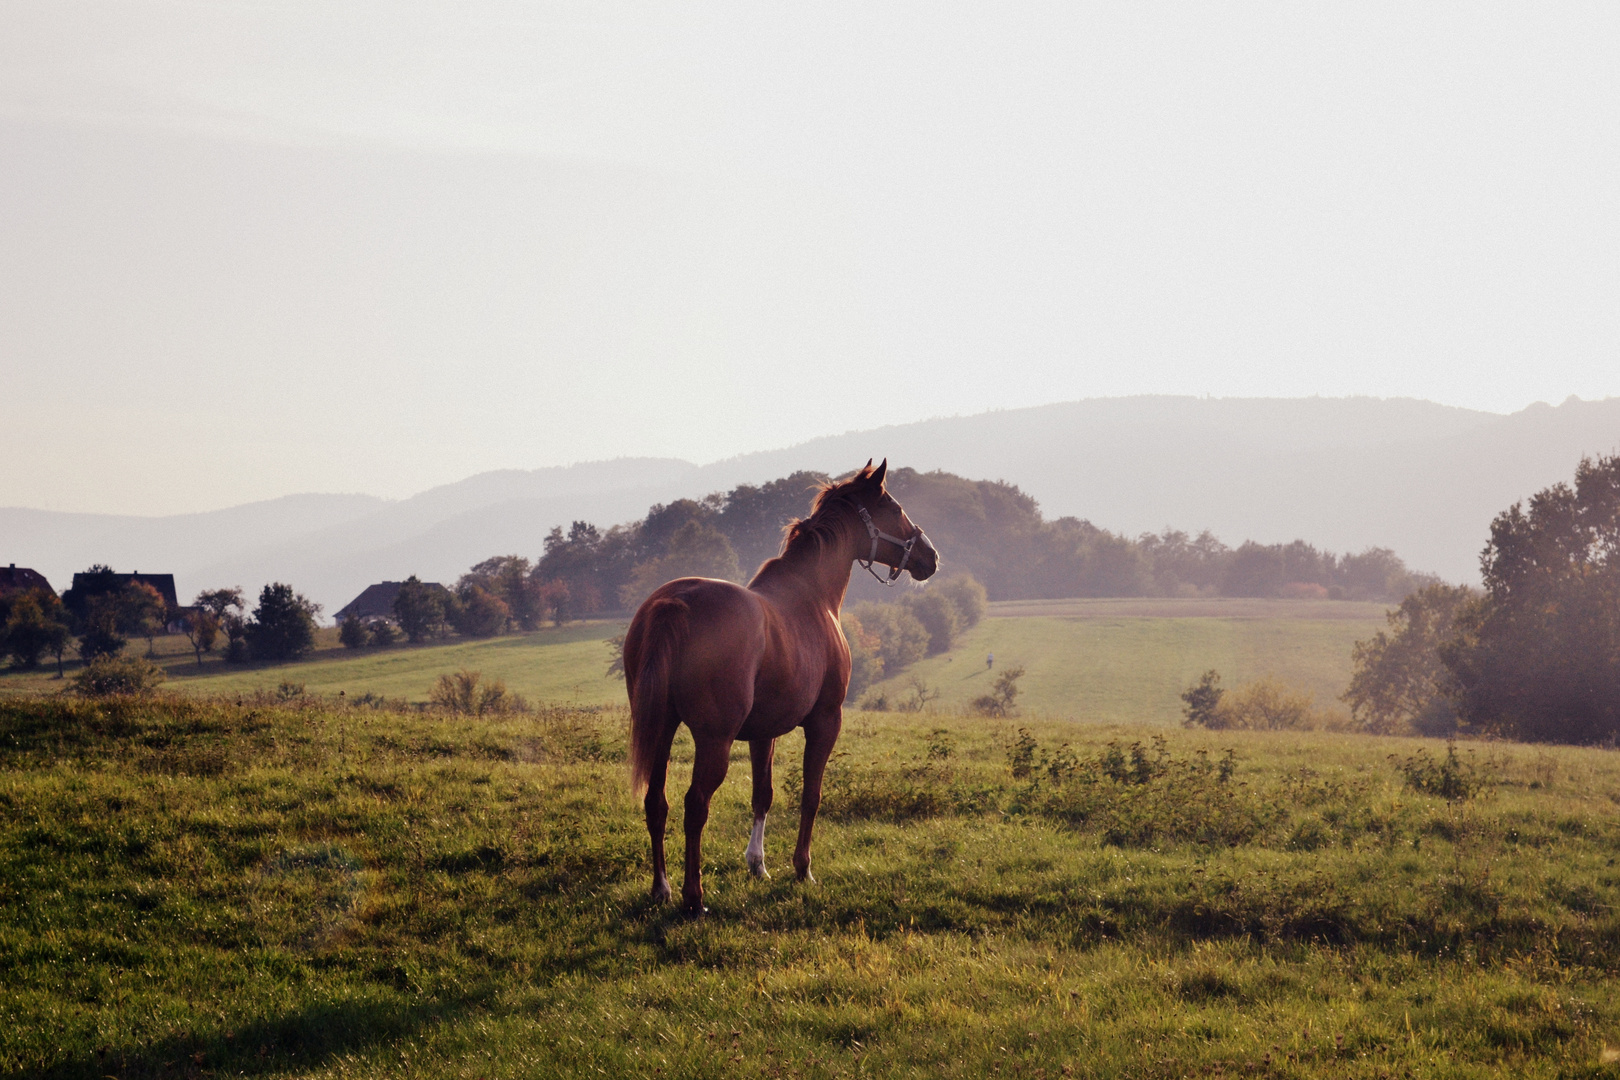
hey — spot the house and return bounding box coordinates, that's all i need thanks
[334,580,451,623]
[0,564,55,599]
[67,571,180,611]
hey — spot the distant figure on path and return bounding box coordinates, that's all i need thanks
[986,652,994,670]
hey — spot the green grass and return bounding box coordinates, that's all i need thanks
[0,623,626,707]
[865,607,1383,723]
[4,693,1620,1078]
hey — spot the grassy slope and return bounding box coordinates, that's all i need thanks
[864,609,1382,723]
[3,696,1619,1079]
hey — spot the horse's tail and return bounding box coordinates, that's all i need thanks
[628,597,688,800]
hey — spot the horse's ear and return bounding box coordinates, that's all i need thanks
[872,459,888,487]
[861,458,874,477]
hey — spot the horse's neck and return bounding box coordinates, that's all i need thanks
[752,513,859,615]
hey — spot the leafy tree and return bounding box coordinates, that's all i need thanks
[448,584,511,638]
[339,615,370,650]
[849,601,929,673]
[2,589,71,671]
[1442,454,1620,743]
[900,590,963,655]
[119,581,168,658]
[77,594,128,662]
[461,556,540,631]
[244,583,321,662]
[393,575,447,643]
[620,519,742,609]
[181,609,221,666]
[1179,670,1224,728]
[717,471,830,574]
[368,620,400,647]
[840,611,885,699]
[534,578,572,626]
[193,588,246,663]
[932,573,988,627]
[1344,584,1476,735]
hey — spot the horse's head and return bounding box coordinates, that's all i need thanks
[850,459,939,582]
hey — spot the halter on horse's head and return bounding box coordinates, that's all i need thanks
[844,459,938,585]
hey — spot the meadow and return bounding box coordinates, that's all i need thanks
[3,691,1618,1078]
[0,599,1387,725]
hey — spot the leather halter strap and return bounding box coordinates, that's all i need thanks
[856,505,922,586]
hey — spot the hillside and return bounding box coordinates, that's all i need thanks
[6,394,1620,612]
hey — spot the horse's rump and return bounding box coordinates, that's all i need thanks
[626,595,689,799]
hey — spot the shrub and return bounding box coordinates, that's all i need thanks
[1205,676,1348,731]
[972,665,1025,717]
[849,601,929,673]
[448,584,511,638]
[840,613,884,698]
[933,573,988,628]
[429,669,513,716]
[1180,669,1224,728]
[244,583,320,662]
[339,616,369,649]
[368,620,399,647]
[1392,741,1493,800]
[74,656,167,696]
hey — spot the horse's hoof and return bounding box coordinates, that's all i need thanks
[683,904,710,919]
[795,869,816,885]
[747,859,771,880]
[650,880,672,904]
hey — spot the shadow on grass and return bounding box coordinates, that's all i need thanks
[15,991,483,1080]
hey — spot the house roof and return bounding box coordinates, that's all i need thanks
[334,580,451,622]
[67,571,179,610]
[0,564,54,598]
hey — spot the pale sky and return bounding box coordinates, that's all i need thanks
[2,2,1617,515]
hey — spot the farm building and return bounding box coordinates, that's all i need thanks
[0,564,55,598]
[66,571,179,611]
[334,580,451,623]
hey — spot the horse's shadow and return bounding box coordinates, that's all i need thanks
[16,993,481,1080]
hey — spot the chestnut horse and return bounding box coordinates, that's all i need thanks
[623,460,938,913]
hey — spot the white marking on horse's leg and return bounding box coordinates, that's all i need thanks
[745,814,769,878]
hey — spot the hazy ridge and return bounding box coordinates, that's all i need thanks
[4,395,1618,614]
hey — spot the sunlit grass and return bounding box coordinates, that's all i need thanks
[3,695,1619,1077]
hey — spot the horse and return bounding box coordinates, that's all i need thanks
[623,459,939,913]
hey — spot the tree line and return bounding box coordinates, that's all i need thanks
[0,571,322,673]
[1341,453,1620,745]
[529,467,1439,618]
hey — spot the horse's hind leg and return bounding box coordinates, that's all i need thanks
[644,722,678,903]
[745,738,776,878]
[681,736,732,914]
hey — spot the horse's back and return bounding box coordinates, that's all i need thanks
[626,578,766,697]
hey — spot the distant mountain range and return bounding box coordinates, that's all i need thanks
[5,395,1618,616]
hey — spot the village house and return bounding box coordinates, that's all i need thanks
[334,580,452,624]
[0,564,55,599]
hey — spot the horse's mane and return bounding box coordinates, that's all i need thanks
[777,467,874,561]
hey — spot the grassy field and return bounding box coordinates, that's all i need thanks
[3,692,1619,1078]
[0,600,1384,725]
[863,599,1384,723]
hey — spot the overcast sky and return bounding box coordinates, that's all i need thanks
[3,2,1617,515]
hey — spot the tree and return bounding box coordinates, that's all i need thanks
[900,590,964,655]
[461,556,540,631]
[244,583,321,662]
[932,573,988,627]
[181,609,221,666]
[339,615,370,650]
[840,611,885,699]
[369,620,400,647]
[1344,584,1476,735]
[1441,454,1620,743]
[534,578,572,626]
[393,575,447,643]
[849,601,929,673]
[620,519,742,609]
[1180,670,1224,728]
[2,589,71,671]
[194,588,246,663]
[76,594,128,662]
[448,584,511,638]
[118,581,168,658]
[972,666,1025,717]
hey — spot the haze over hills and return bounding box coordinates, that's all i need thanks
[4,395,1619,616]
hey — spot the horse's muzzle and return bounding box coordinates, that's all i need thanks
[907,531,939,580]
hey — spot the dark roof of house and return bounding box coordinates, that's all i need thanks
[67,571,179,610]
[0,564,54,598]
[334,580,450,622]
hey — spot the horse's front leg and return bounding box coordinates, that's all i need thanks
[746,738,776,878]
[682,736,732,915]
[793,706,843,883]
